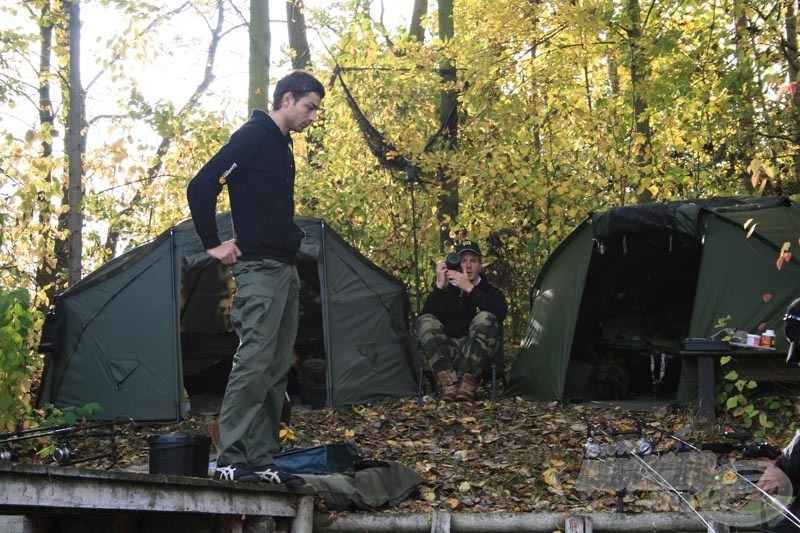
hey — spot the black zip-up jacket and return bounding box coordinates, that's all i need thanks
[187,109,304,264]
[419,277,507,338]
[777,429,800,493]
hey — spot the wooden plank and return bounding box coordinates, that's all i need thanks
[564,516,585,533]
[697,355,715,422]
[0,463,310,518]
[430,511,451,533]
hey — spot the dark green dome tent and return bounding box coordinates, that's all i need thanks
[38,214,418,421]
[507,196,800,404]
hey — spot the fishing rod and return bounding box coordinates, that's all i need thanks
[635,418,800,530]
[0,421,120,467]
[578,416,799,529]
[604,432,717,532]
[582,419,715,530]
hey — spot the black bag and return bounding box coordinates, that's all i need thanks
[274,444,362,476]
[37,309,64,354]
[594,364,629,400]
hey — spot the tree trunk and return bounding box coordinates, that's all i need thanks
[33,1,70,307]
[65,0,85,286]
[731,0,758,193]
[784,0,800,192]
[409,0,427,43]
[437,0,458,249]
[249,0,270,111]
[287,0,310,70]
[286,0,322,167]
[625,0,654,204]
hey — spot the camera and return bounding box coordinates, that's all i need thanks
[445,253,461,271]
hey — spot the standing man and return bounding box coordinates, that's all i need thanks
[414,239,507,402]
[187,70,325,484]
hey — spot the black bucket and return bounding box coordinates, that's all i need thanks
[148,434,211,478]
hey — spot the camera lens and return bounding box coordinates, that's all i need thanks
[445,253,461,271]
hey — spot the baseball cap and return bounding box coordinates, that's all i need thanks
[784,297,800,364]
[455,240,481,257]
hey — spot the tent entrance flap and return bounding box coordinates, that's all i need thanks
[566,230,701,402]
[178,254,329,409]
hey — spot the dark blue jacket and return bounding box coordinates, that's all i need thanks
[187,109,304,264]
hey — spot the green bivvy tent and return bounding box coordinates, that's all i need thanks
[37,214,418,421]
[507,196,800,403]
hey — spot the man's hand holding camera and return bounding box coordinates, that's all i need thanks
[434,260,448,289]
[447,269,474,293]
[434,258,474,293]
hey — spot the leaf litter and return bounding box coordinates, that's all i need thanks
[11,393,799,516]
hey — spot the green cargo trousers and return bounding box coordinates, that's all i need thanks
[217,259,299,468]
[413,311,499,382]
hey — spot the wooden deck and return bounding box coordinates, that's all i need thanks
[0,462,314,533]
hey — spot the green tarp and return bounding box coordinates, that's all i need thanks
[38,215,418,421]
[508,196,800,403]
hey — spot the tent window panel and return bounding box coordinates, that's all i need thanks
[108,359,140,389]
[571,232,701,399]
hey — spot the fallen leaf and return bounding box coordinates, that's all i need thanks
[420,487,436,501]
[542,467,562,489]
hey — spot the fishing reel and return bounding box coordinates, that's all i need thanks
[0,447,20,462]
[0,421,120,467]
[582,419,655,459]
[52,443,73,465]
[582,436,654,459]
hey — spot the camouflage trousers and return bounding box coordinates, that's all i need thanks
[413,311,500,381]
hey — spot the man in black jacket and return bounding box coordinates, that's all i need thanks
[414,240,507,402]
[755,297,800,530]
[187,70,324,484]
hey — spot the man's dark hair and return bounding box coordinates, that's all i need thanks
[272,70,326,110]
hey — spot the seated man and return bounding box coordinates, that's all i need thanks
[413,239,507,402]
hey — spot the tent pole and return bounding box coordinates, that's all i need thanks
[169,227,183,421]
[319,221,334,408]
[408,166,422,315]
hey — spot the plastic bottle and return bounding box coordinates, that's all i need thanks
[761,329,776,348]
